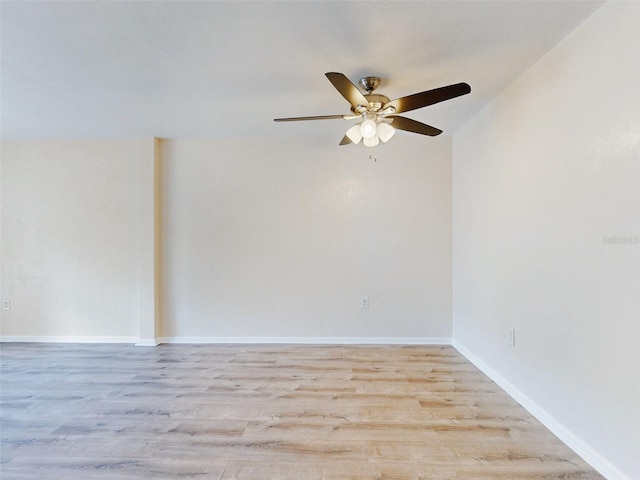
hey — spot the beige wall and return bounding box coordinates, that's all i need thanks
[1,139,145,340]
[161,136,452,341]
[1,135,453,342]
[452,3,639,479]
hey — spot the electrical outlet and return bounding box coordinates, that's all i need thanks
[360,297,369,309]
[508,329,516,346]
[2,299,10,311]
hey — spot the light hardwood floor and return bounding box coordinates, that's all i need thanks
[1,343,603,479]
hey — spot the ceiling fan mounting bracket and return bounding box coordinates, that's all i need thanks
[359,76,381,93]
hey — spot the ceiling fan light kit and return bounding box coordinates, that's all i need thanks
[363,135,379,148]
[345,124,363,144]
[360,118,378,139]
[377,122,395,143]
[274,72,471,152]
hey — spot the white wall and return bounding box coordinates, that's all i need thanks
[1,140,144,340]
[452,3,639,479]
[162,136,452,341]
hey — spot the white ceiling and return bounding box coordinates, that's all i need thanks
[1,1,603,141]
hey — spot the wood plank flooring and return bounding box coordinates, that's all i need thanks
[1,343,603,479]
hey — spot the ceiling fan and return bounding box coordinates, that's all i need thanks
[274,72,471,147]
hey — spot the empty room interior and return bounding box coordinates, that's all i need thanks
[1,1,638,479]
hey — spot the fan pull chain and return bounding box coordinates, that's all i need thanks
[368,148,377,162]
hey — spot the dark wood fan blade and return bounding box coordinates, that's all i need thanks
[274,114,346,122]
[325,72,370,108]
[383,82,470,114]
[390,116,443,136]
[339,135,352,145]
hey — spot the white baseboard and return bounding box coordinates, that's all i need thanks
[135,338,160,347]
[0,335,450,346]
[158,336,451,345]
[452,340,630,480]
[0,335,138,344]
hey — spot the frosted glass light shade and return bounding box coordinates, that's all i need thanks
[360,119,377,139]
[377,122,395,143]
[345,124,363,144]
[363,135,379,147]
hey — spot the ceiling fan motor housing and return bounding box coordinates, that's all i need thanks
[363,93,390,112]
[354,77,389,113]
[351,95,389,114]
